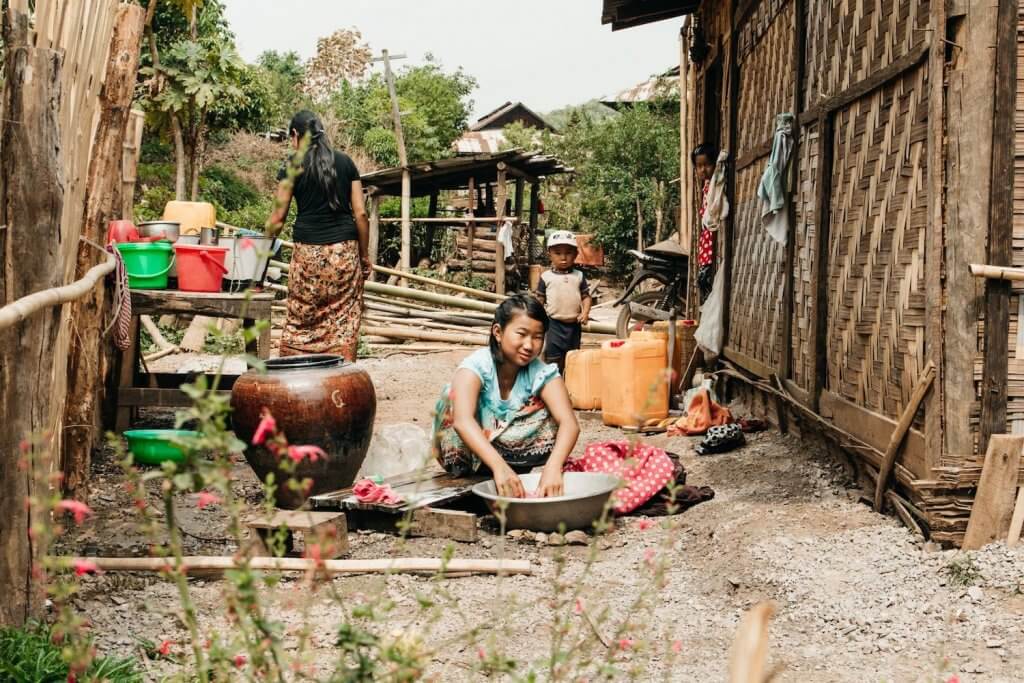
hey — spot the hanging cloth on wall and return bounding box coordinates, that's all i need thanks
[702,150,731,234]
[757,113,795,245]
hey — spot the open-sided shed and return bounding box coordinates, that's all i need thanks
[607,0,1021,546]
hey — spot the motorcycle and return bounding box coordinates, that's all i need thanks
[613,239,689,338]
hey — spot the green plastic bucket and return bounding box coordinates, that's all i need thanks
[117,241,174,289]
[123,429,198,465]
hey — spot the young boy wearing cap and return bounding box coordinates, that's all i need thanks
[535,231,592,372]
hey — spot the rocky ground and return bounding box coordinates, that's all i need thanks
[60,349,1024,681]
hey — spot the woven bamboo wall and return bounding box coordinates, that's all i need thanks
[727,0,794,369]
[803,0,929,112]
[791,122,819,391]
[735,0,795,157]
[825,66,929,418]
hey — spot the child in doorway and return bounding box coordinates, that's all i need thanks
[692,143,718,303]
[535,231,592,372]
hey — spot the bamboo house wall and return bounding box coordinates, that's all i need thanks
[680,0,1019,545]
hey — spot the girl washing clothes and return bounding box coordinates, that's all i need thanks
[432,294,580,499]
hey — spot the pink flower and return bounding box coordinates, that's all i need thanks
[239,237,255,250]
[57,500,92,525]
[574,598,584,615]
[643,548,656,566]
[616,638,634,651]
[946,677,960,683]
[671,639,682,654]
[158,640,173,657]
[252,409,276,445]
[234,654,247,668]
[19,439,30,453]
[73,559,100,576]
[287,445,325,463]
[477,646,486,660]
[635,518,655,531]
[197,492,221,510]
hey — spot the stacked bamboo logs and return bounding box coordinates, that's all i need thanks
[265,259,615,351]
[449,231,500,283]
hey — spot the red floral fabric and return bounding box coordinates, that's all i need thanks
[564,441,675,514]
[697,180,714,267]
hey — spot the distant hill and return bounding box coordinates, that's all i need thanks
[543,100,618,131]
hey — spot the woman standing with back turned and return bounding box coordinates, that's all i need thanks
[267,110,371,361]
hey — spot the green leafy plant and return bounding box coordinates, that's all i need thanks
[0,623,142,683]
[944,554,983,587]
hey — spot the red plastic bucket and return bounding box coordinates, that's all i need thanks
[174,243,229,292]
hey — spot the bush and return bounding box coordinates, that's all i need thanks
[200,165,261,212]
[0,623,143,683]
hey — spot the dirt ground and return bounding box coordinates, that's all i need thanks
[61,349,1024,681]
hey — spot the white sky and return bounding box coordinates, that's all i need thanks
[222,0,683,119]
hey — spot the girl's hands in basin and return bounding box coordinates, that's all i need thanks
[536,465,564,498]
[494,464,526,498]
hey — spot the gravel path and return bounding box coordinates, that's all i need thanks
[62,350,1024,681]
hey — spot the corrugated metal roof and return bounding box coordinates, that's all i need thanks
[454,130,506,155]
[362,149,572,197]
[601,66,680,108]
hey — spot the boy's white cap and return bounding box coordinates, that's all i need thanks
[547,230,578,249]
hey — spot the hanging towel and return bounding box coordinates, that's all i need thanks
[702,150,731,233]
[757,113,795,245]
[496,218,515,262]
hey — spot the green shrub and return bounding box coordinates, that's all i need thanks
[0,623,143,683]
[200,165,261,211]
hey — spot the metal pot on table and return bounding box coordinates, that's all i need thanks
[137,220,181,243]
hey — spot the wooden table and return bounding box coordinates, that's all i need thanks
[114,290,274,430]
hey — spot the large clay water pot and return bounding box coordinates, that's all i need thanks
[231,354,376,509]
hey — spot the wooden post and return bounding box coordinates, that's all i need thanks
[979,0,1017,451]
[0,20,64,626]
[779,0,805,381]
[62,3,146,501]
[121,109,144,220]
[424,190,439,264]
[377,49,410,282]
[513,178,524,220]
[678,21,693,253]
[963,435,1023,549]
[368,194,380,277]
[944,1,998,454]
[808,114,835,412]
[495,166,508,295]
[528,181,540,265]
[721,0,740,349]
[466,176,476,268]
[923,0,947,469]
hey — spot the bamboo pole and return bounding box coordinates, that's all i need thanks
[378,216,518,224]
[362,324,488,346]
[372,264,506,302]
[64,556,533,576]
[364,301,491,327]
[0,242,116,331]
[970,263,1024,281]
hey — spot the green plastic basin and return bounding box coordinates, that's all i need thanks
[123,429,197,465]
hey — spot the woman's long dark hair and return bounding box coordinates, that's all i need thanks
[490,294,549,366]
[289,110,341,211]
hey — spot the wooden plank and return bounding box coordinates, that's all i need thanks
[723,346,775,379]
[118,387,231,408]
[528,181,540,265]
[979,0,1018,451]
[247,510,345,532]
[874,361,936,511]
[1007,487,1024,548]
[819,391,929,480]
[962,435,1023,549]
[77,555,532,576]
[923,0,947,473]
[722,3,739,348]
[808,114,834,412]
[798,43,930,124]
[130,289,274,318]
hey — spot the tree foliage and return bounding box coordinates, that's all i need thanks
[330,58,477,167]
[256,50,307,128]
[301,28,371,103]
[543,103,681,274]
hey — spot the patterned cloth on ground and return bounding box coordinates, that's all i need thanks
[669,388,734,436]
[694,423,745,456]
[281,240,364,361]
[564,441,676,514]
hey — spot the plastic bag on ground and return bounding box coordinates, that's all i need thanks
[357,423,430,480]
